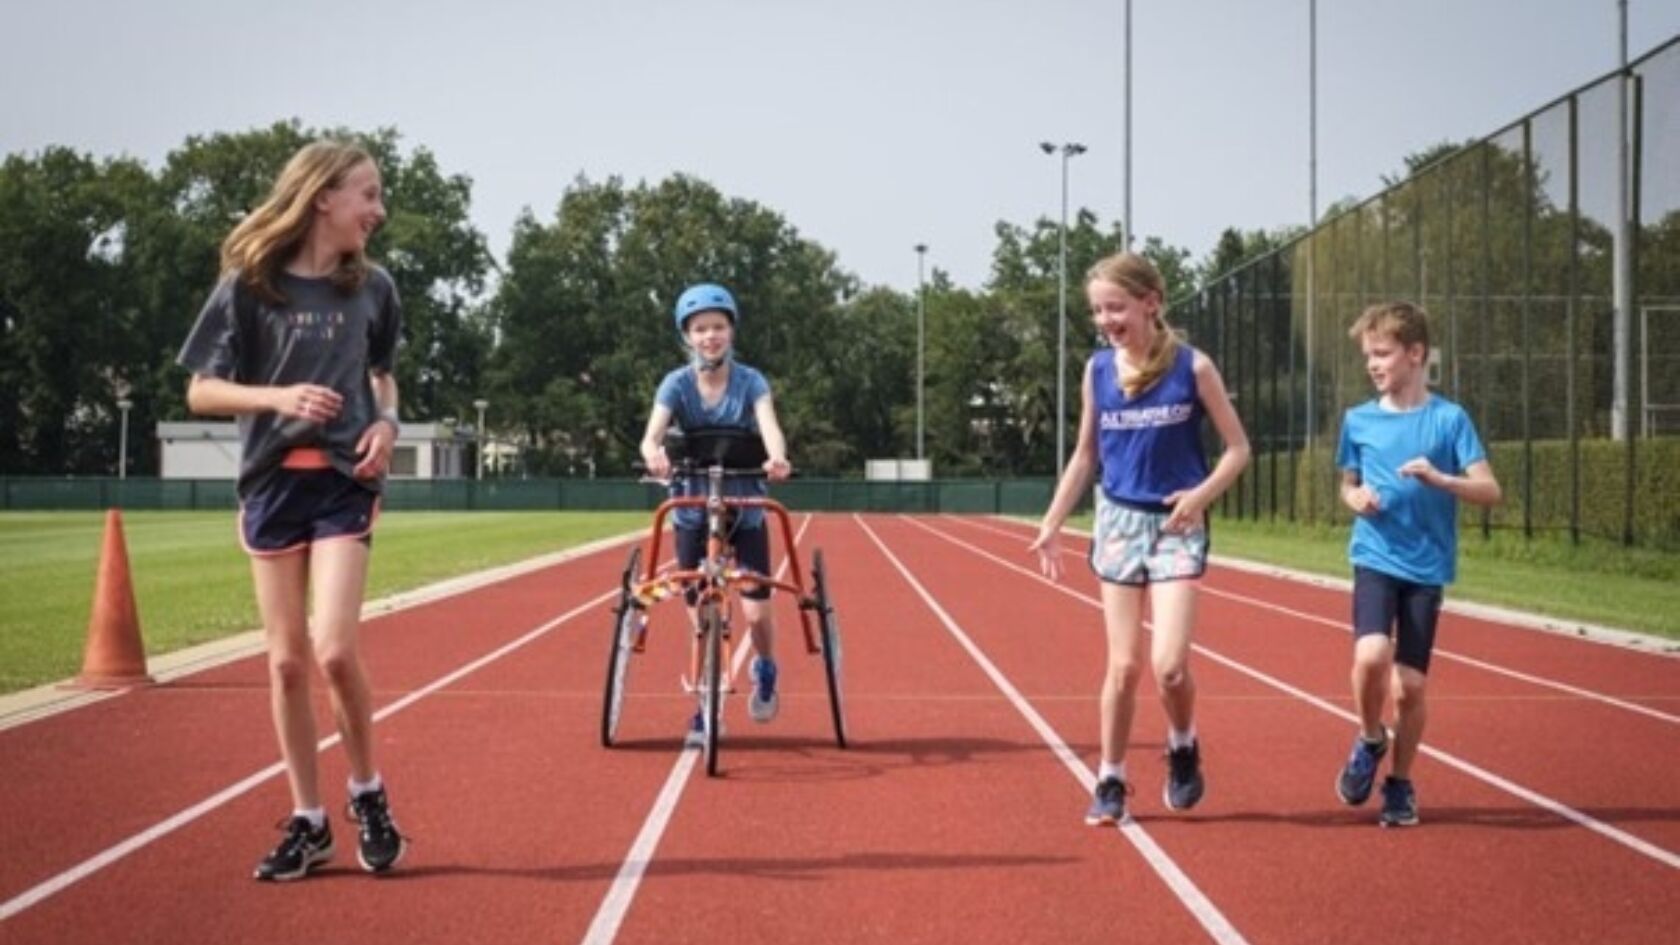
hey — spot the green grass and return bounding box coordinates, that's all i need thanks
[1065,513,1680,639]
[0,511,646,694]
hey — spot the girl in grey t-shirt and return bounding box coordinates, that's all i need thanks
[177,140,407,881]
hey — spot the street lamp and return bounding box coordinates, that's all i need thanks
[914,243,928,461]
[116,398,132,480]
[472,398,489,481]
[1040,140,1087,479]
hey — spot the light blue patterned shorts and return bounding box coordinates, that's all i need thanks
[1088,491,1209,585]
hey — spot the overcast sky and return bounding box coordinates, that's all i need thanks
[4,0,1677,293]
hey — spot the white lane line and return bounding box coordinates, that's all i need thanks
[1,588,619,921]
[952,516,1680,725]
[910,515,1680,872]
[856,515,1249,945]
[580,515,813,945]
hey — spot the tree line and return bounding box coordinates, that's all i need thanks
[1,121,1284,478]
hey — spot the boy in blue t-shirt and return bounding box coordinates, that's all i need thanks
[1333,302,1501,827]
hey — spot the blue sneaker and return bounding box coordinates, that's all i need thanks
[685,709,725,747]
[1379,777,1419,827]
[1336,733,1389,806]
[748,657,779,723]
[1163,740,1205,811]
[1085,776,1130,826]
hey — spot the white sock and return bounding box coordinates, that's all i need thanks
[293,807,326,829]
[1097,761,1127,782]
[348,773,384,798]
[1168,725,1198,750]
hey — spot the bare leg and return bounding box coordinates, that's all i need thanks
[1389,665,1428,779]
[250,551,319,809]
[1147,580,1199,735]
[309,539,377,784]
[1097,582,1147,766]
[1351,635,1394,742]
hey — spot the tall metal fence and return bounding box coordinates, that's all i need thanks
[1175,37,1680,548]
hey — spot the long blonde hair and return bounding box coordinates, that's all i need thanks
[219,140,375,301]
[1086,251,1178,398]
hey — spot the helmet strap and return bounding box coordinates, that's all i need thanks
[691,347,733,374]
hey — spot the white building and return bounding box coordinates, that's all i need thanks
[157,421,469,480]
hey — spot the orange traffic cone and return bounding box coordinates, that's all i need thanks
[68,508,153,689]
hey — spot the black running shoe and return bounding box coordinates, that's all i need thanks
[348,787,407,873]
[1378,776,1419,828]
[1085,776,1130,826]
[1163,740,1205,811]
[253,816,333,882]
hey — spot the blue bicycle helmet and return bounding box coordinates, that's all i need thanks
[673,283,739,334]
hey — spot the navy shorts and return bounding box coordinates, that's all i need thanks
[1352,566,1443,673]
[239,469,379,556]
[675,524,773,604]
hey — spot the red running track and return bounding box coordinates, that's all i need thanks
[0,514,1675,945]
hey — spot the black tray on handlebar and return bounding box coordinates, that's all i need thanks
[664,426,768,470]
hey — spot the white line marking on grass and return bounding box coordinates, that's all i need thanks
[912,516,1680,872]
[581,515,813,945]
[856,516,1250,945]
[953,516,1680,725]
[0,590,617,921]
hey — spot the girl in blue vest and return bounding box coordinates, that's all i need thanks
[1031,251,1250,826]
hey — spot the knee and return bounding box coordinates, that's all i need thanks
[1352,637,1391,674]
[1154,659,1192,692]
[1394,671,1428,710]
[313,641,361,687]
[268,650,311,694]
[1106,658,1142,693]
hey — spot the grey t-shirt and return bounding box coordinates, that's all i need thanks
[177,267,402,497]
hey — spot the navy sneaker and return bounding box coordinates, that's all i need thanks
[347,787,407,873]
[748,657,779,723]
[685,709,725,747]
[253,816,333,882]
[1336,733,1389,806]
[1378,776,1419,828]
[1085,776,1130,826]
[1163,741,1205,811]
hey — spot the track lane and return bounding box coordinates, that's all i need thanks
[889,515,1678,945]
[603,514,1227,945]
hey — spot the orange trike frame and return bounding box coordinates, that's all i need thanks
[633,495,821,658]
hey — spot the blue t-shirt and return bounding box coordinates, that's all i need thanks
[1091,344,1210,508]
[655,362,772,530]
[1336,394,1486,585]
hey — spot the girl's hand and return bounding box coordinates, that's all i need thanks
[277,384,342,423]
[764,456,792,482]
[1028,527,1064,581]
[353,417,397,479]
[644,447,671,480]
[1161,489,1207,534]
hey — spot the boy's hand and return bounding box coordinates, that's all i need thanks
[764,456,791,481]
[1398,457,1441,486]
[1028,527,1063,581]
[1344,484,1381,516]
